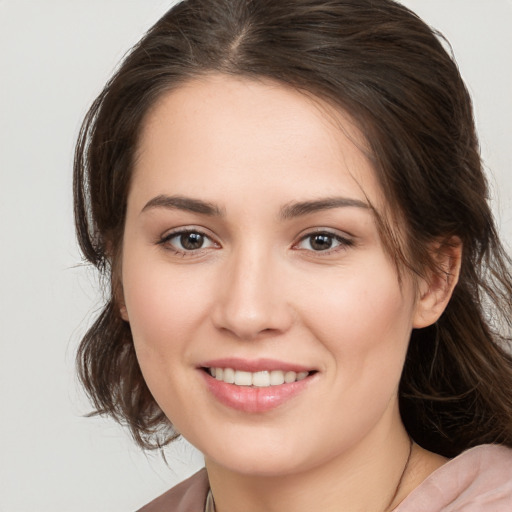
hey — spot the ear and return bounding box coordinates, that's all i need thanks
[119,302,130,322]
[116,287,130,322]
[413,237,462,329]
[112,264,130,322]
[108,243,130,322]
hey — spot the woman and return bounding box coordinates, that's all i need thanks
[74,0,512,510]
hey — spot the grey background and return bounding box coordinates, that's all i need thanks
[0,1,510,510]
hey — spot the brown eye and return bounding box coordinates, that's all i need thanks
[180,232,205,250]
[159,229,217,253]
[295,231,353,253]
[309,234,334,251]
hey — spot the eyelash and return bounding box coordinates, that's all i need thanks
[157,228,354,256]
[157,228,218,256]
[294,230,354,254]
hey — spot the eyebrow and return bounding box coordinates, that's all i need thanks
[141,195,224,216]
[280,197,370,219]
[140,194,369,219]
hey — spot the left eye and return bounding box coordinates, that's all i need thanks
[161,230,216,252]
[296,232,350,252]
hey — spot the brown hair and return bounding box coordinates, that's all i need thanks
[74,0,512,456]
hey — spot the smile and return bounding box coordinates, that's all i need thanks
[200,361,317,413]
[207,367,310,387]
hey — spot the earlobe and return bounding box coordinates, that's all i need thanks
[114,279,129,322]
[413,237,462,329]
[120,304,130,322]
[111,258,129,322]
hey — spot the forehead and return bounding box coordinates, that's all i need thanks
[131,74,383,210]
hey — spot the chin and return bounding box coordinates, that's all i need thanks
[198,430,323,478]
[208,452,308,478]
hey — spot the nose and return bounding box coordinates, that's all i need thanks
[212,246,294,340]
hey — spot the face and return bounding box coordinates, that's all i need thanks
[121,75,428,477]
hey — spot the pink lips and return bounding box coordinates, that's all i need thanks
[199,358,316,413]
[201,357,312,373]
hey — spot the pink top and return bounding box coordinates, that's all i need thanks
[137,444,512,511]
[395,444,512,511]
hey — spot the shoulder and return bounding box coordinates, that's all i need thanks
[136,469,209,512]
[396,444,512,511]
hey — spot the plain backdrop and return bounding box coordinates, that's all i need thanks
[0,1,510,510]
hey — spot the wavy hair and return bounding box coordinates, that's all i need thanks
[74,0,512,455]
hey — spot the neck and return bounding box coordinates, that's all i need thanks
[205,418,416,512]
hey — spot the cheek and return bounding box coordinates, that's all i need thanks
[120,251,213,378]
[304,258,413,325]
[120,260,212,420]
[123,249,205,332]
[298,262,414,379]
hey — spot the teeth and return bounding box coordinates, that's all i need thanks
[234,370,252,386]
[284,371,297,383]
[252,371,270,387]
[208,368,311,387]
[223,367,235,384]
[269,370,285,385]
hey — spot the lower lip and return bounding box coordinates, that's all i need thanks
[201,371,314,413]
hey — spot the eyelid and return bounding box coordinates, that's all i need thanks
[157,225,220,254]
[292,228,355,253]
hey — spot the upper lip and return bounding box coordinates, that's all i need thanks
[199,358,314,373]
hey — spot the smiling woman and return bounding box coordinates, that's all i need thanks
[121,78,426,485]
[74,0,512,511]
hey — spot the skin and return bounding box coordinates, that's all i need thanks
[120,74,458,512]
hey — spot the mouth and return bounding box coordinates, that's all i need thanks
[199,360,318,412]
[203,367,313,387]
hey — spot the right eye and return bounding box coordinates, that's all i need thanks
[158,229,218,255]
[294,230,354,254]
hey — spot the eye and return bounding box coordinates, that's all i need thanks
[158,229,218,254]
[295,231,353,252]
